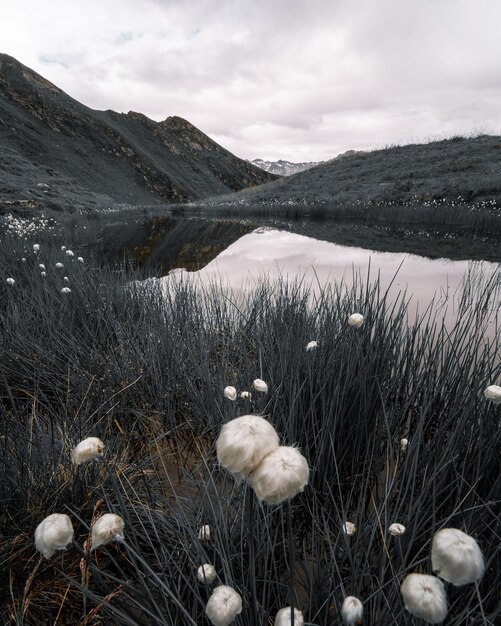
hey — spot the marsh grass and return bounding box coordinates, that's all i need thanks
[0,236,499,625]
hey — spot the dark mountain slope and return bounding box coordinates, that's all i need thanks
[0,53,276,210]
[203,135,501,209]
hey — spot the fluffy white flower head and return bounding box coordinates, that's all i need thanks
[275,606,304,626]
[61,287,71,294]
[401,573,447,624]
[72,437,105,465]
[306,340,318,351]
[61,246,66,251]
[66,249,75,257]
[223,386,237,401]
[64,276,69,283]
[197,563,217,584]
[343,521,357,536]
[400,438,409,451]
[41,271,46,277]
[240,391,251,400]
[249,445,309,505]
[484,384,501,404]
[39,264,45,270]
[6,277,15,285]
[35,513,74,559]
[431,528,485,585]
[348,313,364,327]
[55,262,64,269]
[389,523,406,537]
[198,524,211,541]
[341,596,363,625]
[91,513,125,550]
[21,257,26,262]
[206,585,242,626]
[33,244,40,251]
[217,415,279,479]
[77,256,84,263]
[253,378,269,393]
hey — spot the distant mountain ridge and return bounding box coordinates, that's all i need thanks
[250,158,320,176]
[0,53,276,212]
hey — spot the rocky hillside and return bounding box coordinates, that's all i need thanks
[0,54,276,212]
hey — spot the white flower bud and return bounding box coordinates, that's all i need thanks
[198,524,211,541]
[223,386,237,401]
[66,250,75,257]
[348,313,364,327]
[343,521,356,536]
[341,596,363,625]
[35,513,74,559]
[91,513,125,550]
[6,278,15,285]
[275,606,304,626]
[240,391,251,400]
[484,384,501,403]
[249,446,309,505]
[401,573,447,624]
[306,340,318,351]
[217,415,279,479]
[253,378,268,393]
[389,523,406,536]
[61,287,71,294]
[206,585,242,626]
[431,528,485,585]
[72,437,104,465]
[197,563,217,584]
[400,438,409,451]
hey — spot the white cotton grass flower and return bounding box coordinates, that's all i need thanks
[484,384,501,404]
[253,378,268,393]
[61,245,66,251]
[198,524,211,541]
[55,262,64,268]
[41,271,46,277]
[39,263,45,270]
[197,563,217,584]
[400,438,409,451]
[216,414,279,479]
[65,249,75,257]
[249,445,309,505]
[348,313,364,327]
[431,528,485,585]
[33,243,40,251]
[21,257,27,262]
[61,287,71,294]
[77,256,84,263]
[206,585,242,626]
[72,437,105,465]
[401,573,447,624]
[275,606,304,626]
[343,521,357,536]
[306,340,318,351]
[240,391,251,400]
[64,276,69,283]
[35,513,74,559]
[223,386,237,401]
[389,523,406,537]
[91,513,125,550]
[341,596,363,625]
[6,277,15,285]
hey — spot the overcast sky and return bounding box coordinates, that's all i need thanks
[2,0,501,161]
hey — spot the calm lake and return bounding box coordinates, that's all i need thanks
[155,227,500,335]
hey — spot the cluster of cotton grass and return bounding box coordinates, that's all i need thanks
[401,528,485,623]
[34,436,125,560]
[223,377,269,402]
